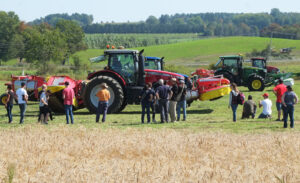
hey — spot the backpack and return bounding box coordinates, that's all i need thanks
[237,92,245,105]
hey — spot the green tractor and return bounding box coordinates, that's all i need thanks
[214,55,293,91]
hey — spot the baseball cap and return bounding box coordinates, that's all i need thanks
[262,93,269,97]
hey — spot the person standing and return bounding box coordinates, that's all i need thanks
[39,84,49,124]
[169,78,178,122]
[228,83,240,122]
[5,85,14,123]
[139,83,155,123]
[176,80,187,121]
[16,82,28,124]
[258,93,272,119]
[282,85,298,128]
[273,79,287,121]
[96,83,110,123]
[242,95,257,119]
[62,81,75,124]
[156,79,172,123]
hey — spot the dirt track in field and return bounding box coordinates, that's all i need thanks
[0,126,300,182]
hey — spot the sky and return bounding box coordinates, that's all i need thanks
[1,0,300,23]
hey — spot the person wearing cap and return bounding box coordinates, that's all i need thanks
[16,82,28,124]
[169,78,178,122]
[176,80,187,121]
[258,93,272,119]
[273,79,287,121]
[39,84,49,124]
[155,79,172,123]
[282,85,298,128]
[4,85,14,123]
[96,83,110,123]
[63,81,75,124]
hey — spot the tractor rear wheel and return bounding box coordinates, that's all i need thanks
[216,72,234,84]
[0,93,8,105]
[84,76,124,114]
[248,75,265,91]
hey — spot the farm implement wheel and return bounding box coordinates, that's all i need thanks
[0,93,8,105]
[84,76,124,114]
[248,75,265,91]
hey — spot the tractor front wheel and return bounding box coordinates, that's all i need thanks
[248,75,265,91]
[0,93,8,105]
[84,76,124,114]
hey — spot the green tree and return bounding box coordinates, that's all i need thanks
[55,19,87,59]
[22,24,67,72]
[0,11,20,65]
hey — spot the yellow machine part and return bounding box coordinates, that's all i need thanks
[38,85,79,107]
[200,85,231,101]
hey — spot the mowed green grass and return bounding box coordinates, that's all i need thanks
[1,79,299,133]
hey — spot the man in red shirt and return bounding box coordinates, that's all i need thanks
[273,79,287,121]
[62,81,75,124]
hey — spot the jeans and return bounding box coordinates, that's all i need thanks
[283,104,294,128]
[169,101,177,122]
[19,104,26,124]
[96,101,108,122]
[150,102,156,121]
[159,99,169,123]
[231,104,238,122]
[65,105,74,124]
[177,100,186,120]
[141,102,151,123]
[6,104,13,123]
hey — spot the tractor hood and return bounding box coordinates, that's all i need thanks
[145,69,184,80]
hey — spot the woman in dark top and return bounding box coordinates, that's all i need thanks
[228,83,240,122]
[282,85,298,128]
[5,85,14,123]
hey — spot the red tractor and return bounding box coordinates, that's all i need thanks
[86,49,230,113]
[250,57,280,73]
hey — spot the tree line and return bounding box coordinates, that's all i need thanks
[82,8,300,38]
[0,11,87,68]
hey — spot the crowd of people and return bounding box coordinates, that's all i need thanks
[2,78,298,128]
[139,78,187,123]
[229,79,298,128]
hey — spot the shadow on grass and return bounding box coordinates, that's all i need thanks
[121,109,214,115]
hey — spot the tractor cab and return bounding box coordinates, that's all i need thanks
[105,50,141,85]
[251,57,266,69]
[250,57,280,74]
[145,56,164,70]
[215,55,243,79]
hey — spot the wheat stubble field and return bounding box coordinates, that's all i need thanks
[0,126,300,183]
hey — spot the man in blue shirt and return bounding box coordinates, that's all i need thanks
[139,83,155,123]
[155,79,172,123]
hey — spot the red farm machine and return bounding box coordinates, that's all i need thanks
[1,49,231,113]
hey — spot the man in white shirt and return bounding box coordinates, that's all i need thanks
[16,82,28,124]
[258,93,272,118]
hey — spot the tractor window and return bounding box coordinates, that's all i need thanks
[252,60,265,69]
[145,60,161,70]
[223,59,238,67]
[109,53,136,83]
